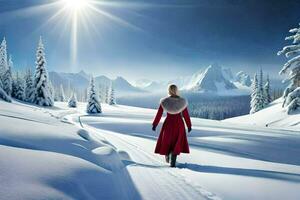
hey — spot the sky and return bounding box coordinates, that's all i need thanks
[0,0,299,82]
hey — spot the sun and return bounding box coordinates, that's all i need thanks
[41,0,142,70]
[62,0,90,12]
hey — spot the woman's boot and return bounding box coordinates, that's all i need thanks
[165,154,170,163]
[170,154,177,167]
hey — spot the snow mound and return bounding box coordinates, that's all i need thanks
[92,146,124,171]
[77,129,91,140]
[118,150,132,161]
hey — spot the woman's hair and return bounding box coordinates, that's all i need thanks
[168,84,179,96]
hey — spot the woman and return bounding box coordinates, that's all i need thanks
[152,84,192,167]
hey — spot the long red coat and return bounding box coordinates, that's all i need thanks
[152,96,192,155]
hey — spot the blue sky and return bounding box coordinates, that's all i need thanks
[0,0,299,82]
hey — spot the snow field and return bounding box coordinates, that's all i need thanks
[0,100,140,200]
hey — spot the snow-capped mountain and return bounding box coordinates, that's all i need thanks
[222,68,234,81]
[135,64,252,95]
[143,81,166,92]
[235,71,252,87]
[114,76,145,93]
[49,71,145,97]
[185,64,237,92]
[135,79,153,88]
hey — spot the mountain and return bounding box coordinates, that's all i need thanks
[143,81,166,92]
[49,71,146,98]
[235,71,252,87]
[135,79,153,88]
[95,75,111,87]
[168,76,193,89]
[222,68,234,81]
[186,64,237,92]
[113,76,145,94]
[49,71,89,90]
[134,65,252,95]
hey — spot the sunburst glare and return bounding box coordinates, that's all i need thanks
[0,0,145,71]
[62,0,91,12]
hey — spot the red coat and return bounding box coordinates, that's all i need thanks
[152,96,192,155]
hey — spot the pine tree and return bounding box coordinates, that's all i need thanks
[263,75,272,105]
[86,77,102,113]
[33,37,53,106]
[0,37,8,83]
[105,86,109,104]
[68,92,77,108]
[24,68,35,102]
[98,84,106,103]
[0,79,11,102]
[48,81,55,101]
[59,84,66,102]
[256,68,265,110]
[108,83,116,105]
[2,55,13,96]
[250,73,259,114]
[277,23,300,112]
[15,72,25,101]
[11,73,18,98]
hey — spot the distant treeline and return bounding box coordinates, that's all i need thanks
[118,90,284,120]
[188,95,251,120]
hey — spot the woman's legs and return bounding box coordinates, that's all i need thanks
[170,153,177,167]
[165,154,170,163]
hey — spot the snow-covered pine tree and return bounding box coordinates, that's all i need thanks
[48,81,55,101]
[264,75,272,105]
[59,84,66,102]
[11,73,18,98]
[108,83,116,105]
[105,86,109,104]
[15,72,25,101]
[86,77,102,113]
[277,23,300,112]
[256,68,265,110]
[2,55,13,96]
[24,68,35,102]
[98,84,106,103]
[0,37,8,83]
[250,73,259,114]
[286,88,300,114]
[68,92,77,108]
[0,79,11,102]
[33,37,53,106]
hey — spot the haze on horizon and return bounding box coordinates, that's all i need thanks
[0,0,299,82]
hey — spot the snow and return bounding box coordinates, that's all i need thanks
[184,64,238,94]
[0,84,11,102]
[68,92,77,107]
[0,100,139,200]
[86,77,102,113]
[225,98,300,128]
[49,65,253,99]
[1,99,300,200]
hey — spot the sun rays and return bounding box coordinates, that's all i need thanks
[0,0,146,70]
[53,0,143,70]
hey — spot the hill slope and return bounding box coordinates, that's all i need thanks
[224,98,300,129]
